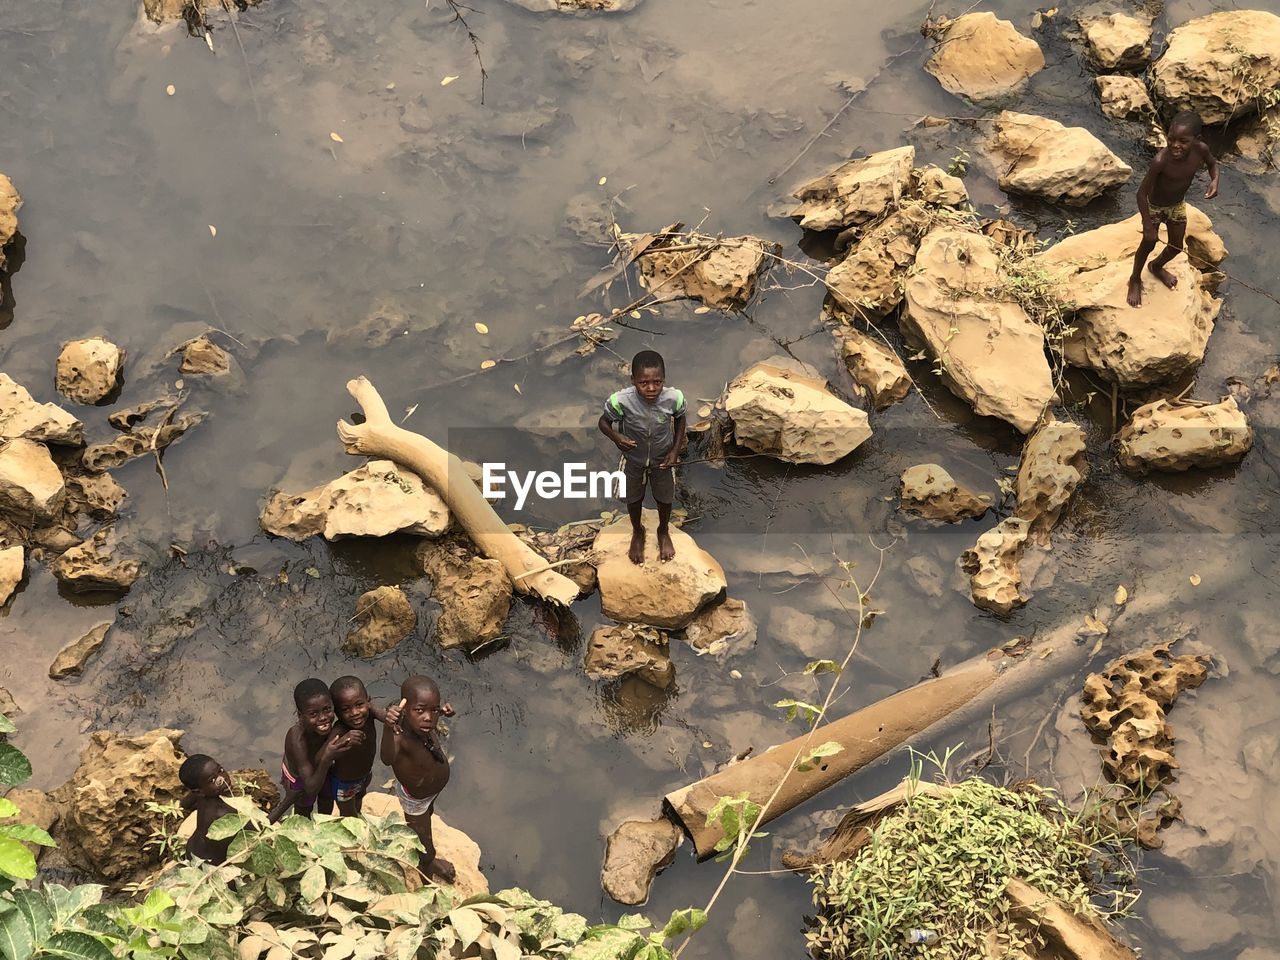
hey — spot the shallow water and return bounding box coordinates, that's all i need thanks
[2,0,1279,956]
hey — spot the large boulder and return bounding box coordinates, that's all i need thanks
[261,459,450,541]
[833,326,912,410]
[593,512,726,629]
[0,173,19,271]
[724,358,871,465]
[925,13,1045,101]
[56,339,124,405]
[343,586,417,657]
[1014,419,1087,543]
[417,542,512,651]
[584,625,673,688]
[959,517,1030,615]
[0,374,84,446]
[1035,206,1226,273]
[52,728,187,881]
[825,205,931,315]
[0,545,22,606]
[601,818,682,906]
[899,463,991,522]
[1079,13,1152,70]
[630,233,779,310]
[50,528,140,593]
[901,228,1054,433]
[990,112,1132,205]
[789,146,915,232]
[1116,397,1252,473]
[1096,75,1154,120]
[1151,11,1280,125]
[0,439,66,521]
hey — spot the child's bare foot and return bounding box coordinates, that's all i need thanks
[1126,276,1143,307]
[427,857,456,884]
[1149,262,1178,290]
[628,526,646,565]
[657,528,675,562]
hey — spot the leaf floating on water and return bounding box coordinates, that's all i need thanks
[208,225,217,237]
[474,322,489,334]
[694,306,712,315]
[441,75,459,86]
[166,84,176,96]
[630,310,641,319]
[1083,615,1108,635]
[513,383,522,395]
[330,132,345,143]
[204,31,214,52]
[1189,573,1201,586]
[1114,585,1128,605]
[480,360,496,370]
[305,567,321,579]
[598,176,607,186]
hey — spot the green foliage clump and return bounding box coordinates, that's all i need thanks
[805,777,1137,960]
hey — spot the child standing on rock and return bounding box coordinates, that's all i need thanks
[327,675,388,817]
[597,350,687,565]
[1127,109,1220,307]
[381,675,456,883]
[269,678,365,821]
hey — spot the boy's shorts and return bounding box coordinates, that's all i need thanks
[1148,201,1187,223]
[327,771,372,804]
[621,460,674,505]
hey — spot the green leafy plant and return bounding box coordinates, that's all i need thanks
[705,794,767,863]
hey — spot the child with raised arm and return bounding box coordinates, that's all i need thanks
[381,675,457,883]
[178,754,234,865]
[268,678,365,822]
[597,349,687,565]
[327,675,385,817]
[1127,109,1220,307]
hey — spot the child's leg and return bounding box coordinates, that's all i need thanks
[316,790,334,816]
[1148,217,1186,289]
[404,807,456,883]
[650,466,677,562]
[626,498,646,564]
[1127,218,1160,306]
[656,501,676,561]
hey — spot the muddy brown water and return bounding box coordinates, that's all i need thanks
[2,0,1279,955]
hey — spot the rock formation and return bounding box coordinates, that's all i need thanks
[601,818,682,905]
[49,622,111,679]
[925,13,1045,101]
[834,327,912,410]
[1116,397,1253,473]
[417,541,512,651]
[0,374,84,446]
[682,597,755,656]
[628,232,779,310]
[990,112,1132,205]
[343,586,417,657]
[180,336,231,377]
[1096,76,1154,120]
[899,464,991,522]
[0,545,23,606]
[56,338,124,405]
[584,625,674,688]
[1079,13,1152,70]
[82,412,206,472]
[959,517,1030,615]
[789,146,915,232]
[1151,11,1280,124]
[50,528,140,593]
[1014,419,1087,543]
[0,438,66,521]
[0,173,19,271]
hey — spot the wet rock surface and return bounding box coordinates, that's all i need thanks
[261,459,450,541]
[593,512,725,629]
[901,227,1054,433]
[584,624,673,688]
[1036,206,1226,274]
[56,338,124,405]
[898,463,991,522]
[825,206,930,316]
[960,517,1030,615]
[834,327,912,410]
[1079,13,1152,70]
[81,412,206,472]
[789,146,915,232]
[1116,397,1253,473]
[343,585,417,657]
[65,471,128,520]
[179,336,232,377]
[601,817,682,905]
[1095,75,1153,120]
[49,621,111,679]
[1151,11,1280,125]
[0,544,23,605]
[0,438,66,520]
[417,541,512,651]
[683,596,755,657]
[724,358,871,465]
[0,374,84,446]
[629,232,778,310]
[924,13,1044,101]
[0,173,19,270]
[990,112,1132,205]
[50,528,140,593]
[1014,419,1087,544]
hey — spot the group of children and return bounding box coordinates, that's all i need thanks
[181,674,456,882]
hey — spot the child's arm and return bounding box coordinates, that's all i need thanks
[380,699,406,765]
[1202,143,1220,199]
[598,415,637,453]
[659,413,687,469]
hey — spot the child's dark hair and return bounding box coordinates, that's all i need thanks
[402,675,440,700]
[179,754,216,790]
[631,350,665,377]
[1170,109,1203,137]
[294,678,331,710]
[330,675,367,699]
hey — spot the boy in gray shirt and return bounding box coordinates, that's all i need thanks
[597,350,687,564]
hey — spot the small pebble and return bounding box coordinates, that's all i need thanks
[730,669,743,680]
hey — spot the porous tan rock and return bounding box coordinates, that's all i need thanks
[0,174,19,271]
[833,327,912,410]
[682,597,755,656]
[360,792,489,898]
[49,622,111,679]
[789,146,915,232]
[1116,397,1252,473]
[56,338,124,405]
[81,412,206,472]
[925,13,1045,101]
[1151,11,1280,125]
[343,586,417,657]
[913,165,969,207]
[1235,106,1280,171]
[1096,75,1154,120]
[584,625,673,688]
[724,358,871,465]
[2,788,60,862]
[0,438,66,521]
[1079,13,1152,70]
[52,728,187,881]
[65,472,128,520]
[261,459,450,541]
[899,463,991,522]
[602,817,682,905]
[593,511,726,629]
[0,545,23,606]
[50,528,140,593]
[417,542,511,651]
[960,517,1030,615]
[180,336,231,376]
[1014,419,1086,543]
[825,206,931,316]
[1035,205,1226,273]
[630,233,779,310]
[901,228,1054,433]
[990,112,1132,205]
[0,374,84,446]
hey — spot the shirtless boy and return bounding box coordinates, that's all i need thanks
[268,678,365,822]
[1128,110,1220,307]
[381,675,457,882]
[327,675,384,817]
[178,754,234,865]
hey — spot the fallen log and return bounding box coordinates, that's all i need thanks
[336,377,579,605]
